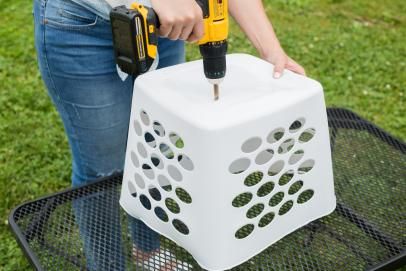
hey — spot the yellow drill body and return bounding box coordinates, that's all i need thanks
[198,0,229,45]
[110,0,229,99]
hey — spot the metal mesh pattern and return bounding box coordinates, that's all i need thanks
[9,108,406,271]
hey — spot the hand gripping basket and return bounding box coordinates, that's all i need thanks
[120,54,336,270]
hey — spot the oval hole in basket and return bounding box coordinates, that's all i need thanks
[268,160,285,176]
[257,181,275,197]
[145,132,157,148]
[128,181,137,198]
[259,212,275,228]
[269,192,285,207]
[279,170,294,186]
[229,158,251,174]
[140,110,150,126]
[153,121,165,137]
[255,149,274,165]
[288,180,304,195]
[279,200,294,215]
[158,175,172,192]
[131,151,140,168]
[232,192,253,208]
[148,185,162,201]
[154,207,169,222]
[137,143,148,158]
[133,120,142,136]
[165,198,180,214]
[134,173,145,189]
[235,224,254,239]
[297,190,315,204]
[177,154,194,171]
[289,150,304,165]
[289,118,305,133]
[159,143,175,159]
[151,153,164,169]
[169,132,184,149]
[142,164,155,180]
[241,137,262,153]
[175,187,192,204]
[139,194,151,210]
[244,171,263,187]
[299,128,316,143]
[246,203,265,219]
[168,165,183,182]
[172,219,189,235]
[278,138,295,154]
[298,159,315,174]
[267,128,285,144]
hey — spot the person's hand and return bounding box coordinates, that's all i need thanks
[261,44,306,79]
[150,0,204,42]
[228,0,306,78]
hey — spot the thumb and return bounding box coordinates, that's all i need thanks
[273,58,286,79]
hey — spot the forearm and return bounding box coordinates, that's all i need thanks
[229,0,282,58]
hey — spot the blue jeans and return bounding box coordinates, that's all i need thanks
[33,0,185,270]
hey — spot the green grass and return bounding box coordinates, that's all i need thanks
[0,0,405,270]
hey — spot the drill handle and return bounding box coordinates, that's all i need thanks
[139,1,207,30]
[195,0,210,18]
[130,4,159,44]
[137,0,211,37]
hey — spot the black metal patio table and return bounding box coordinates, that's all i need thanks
[9,108,406,271]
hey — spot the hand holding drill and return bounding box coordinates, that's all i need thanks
[150,0,205,43]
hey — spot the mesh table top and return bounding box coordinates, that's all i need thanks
[9,108,406,271]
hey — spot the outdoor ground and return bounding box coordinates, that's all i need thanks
[0,0,405,270]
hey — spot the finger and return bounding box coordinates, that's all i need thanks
[188,19,205,43]
[168,24,183,40]
[187,33,199,43]
[159,24,173,38]
[287,58,306,76]
[179,23,194,41]
[273,57,286,79]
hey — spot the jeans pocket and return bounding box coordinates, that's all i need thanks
[45,0,98,31]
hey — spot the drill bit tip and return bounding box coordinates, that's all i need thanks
[213,84,220,101]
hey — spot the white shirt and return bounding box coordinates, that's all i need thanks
[105,0,151,8]
[70,0,152,20]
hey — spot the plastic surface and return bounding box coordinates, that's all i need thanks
[120,54,336,270]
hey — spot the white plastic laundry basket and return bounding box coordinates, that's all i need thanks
[120,54,336,270]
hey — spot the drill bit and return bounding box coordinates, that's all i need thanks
[213,84,220,101]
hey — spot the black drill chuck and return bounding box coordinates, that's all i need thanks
[199,40,228,80]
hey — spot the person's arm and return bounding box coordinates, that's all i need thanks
[229,0,305,78]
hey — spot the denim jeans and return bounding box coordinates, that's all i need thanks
[33,0,185,269]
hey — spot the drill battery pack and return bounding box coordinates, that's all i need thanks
[110,5,159,77]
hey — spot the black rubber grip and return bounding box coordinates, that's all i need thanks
[199,41,228,79]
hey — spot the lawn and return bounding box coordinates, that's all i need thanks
[0,0,405,270]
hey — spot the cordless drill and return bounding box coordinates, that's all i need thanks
[110,0,229,100]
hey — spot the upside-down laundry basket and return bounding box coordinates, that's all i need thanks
[120,54,337,270]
